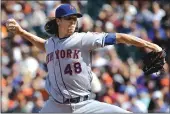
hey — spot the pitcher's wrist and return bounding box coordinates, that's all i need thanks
[18,29,26,35]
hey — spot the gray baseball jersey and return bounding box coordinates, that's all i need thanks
[45,32,108,103]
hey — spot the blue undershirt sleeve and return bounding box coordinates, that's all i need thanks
[104,33,116,46]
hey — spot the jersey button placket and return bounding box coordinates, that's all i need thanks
[55,41,60,66]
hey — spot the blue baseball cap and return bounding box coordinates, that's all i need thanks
[55,4,82,18]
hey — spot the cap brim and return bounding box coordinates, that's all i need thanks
[60,13,82,18]
[47,13,82,19]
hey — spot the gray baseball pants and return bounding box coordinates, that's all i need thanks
[39,96,131,113]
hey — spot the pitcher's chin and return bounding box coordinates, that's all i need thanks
[68,30,75,35]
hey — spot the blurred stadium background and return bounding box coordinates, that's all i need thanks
[1,0,170,113]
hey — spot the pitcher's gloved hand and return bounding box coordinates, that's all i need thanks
[143,50,166,75]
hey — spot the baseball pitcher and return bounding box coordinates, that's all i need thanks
[6,4,164,113]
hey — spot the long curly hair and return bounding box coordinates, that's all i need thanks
[44,18,58,36]
[44,18,79,37]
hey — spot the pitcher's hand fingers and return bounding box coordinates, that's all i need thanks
[6,19,17,27]
[7,18,17,24]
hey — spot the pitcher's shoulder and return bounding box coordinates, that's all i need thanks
[74,32,87,37]
[71,32,86,40]
[45,37,55,44]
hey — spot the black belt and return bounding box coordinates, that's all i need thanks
[64,95,89,103]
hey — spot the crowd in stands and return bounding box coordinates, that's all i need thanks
[1,0,170,113]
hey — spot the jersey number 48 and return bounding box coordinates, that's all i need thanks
[64,62,82,75]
